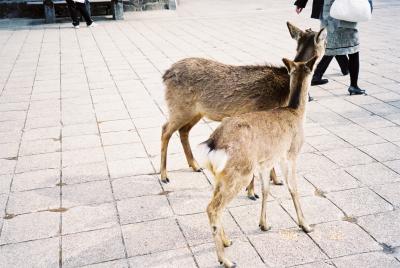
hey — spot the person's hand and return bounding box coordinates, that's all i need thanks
[296,7,303,14]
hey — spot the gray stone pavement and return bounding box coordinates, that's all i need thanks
[0,0,400,267]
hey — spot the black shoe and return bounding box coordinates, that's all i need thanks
[311,78,329,86]
[348,86,366,95]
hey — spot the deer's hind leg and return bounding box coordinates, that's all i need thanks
[270,168,283,185]
[161,115,195,183]
[178,115,203,172]
[207,174,250,268]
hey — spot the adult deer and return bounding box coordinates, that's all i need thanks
[161,22,326,198]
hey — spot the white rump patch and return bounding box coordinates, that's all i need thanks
[196,143,228,173]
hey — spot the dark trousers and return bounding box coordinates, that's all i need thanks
[66,0,92,26]
[313,53,359,87]
[313,55,349,79]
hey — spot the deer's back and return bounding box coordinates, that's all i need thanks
[163,58,290,120]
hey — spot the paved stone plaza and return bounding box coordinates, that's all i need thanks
[0,0,400,267]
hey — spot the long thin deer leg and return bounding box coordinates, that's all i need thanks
[286,158,312,233]
[270,167,283,185]
[259,164,272,231]
[179,115,202,172]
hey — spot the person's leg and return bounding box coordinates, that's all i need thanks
[75,1,93,25]
[348,52,365,95]
[66,0,80,26]
[311,55,333,86]
[335,55,349,75]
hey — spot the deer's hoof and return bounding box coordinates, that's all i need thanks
[161,177,170,183]
[259,224,272,232]
[223,240,233,247]
[195,167,203,172]
[274,180,284,185]
[248,195,257,201]
[300,224,313,233]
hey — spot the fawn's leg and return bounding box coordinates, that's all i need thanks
[207,180,242,268]
[179,115,202,172]
[270,167,283,185]
[259,165,272,231]
[286,158,312,233]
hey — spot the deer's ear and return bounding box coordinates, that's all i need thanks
[306,55,318,71]
[287,21,304,40]
[314,28,327,44]
[282,58,295,73]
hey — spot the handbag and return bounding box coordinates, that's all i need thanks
[330,0,372,22]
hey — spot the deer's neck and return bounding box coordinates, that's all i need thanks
[287,74,312,117]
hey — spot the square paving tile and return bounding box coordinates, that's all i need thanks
[112,175,162,200]
[0,142,19,159]
[192,240,265,268]
[229,201,296,235]
[357,210,400,247]
[309,221,381,258]
[81,259,129,268]
[16,152,60,173]
[332,251,400,268]
[249,229,326,267]
[19,139,60,156]
[178,212,243,246]
[129,247,197,268]
[161,170,211,191]
[104,143,147,161]
[327,187,393,217]
[303,169,360,193]
[296,153,339,174]
[108,158,155,179]
[0,173,12,194]
[345,162,400,186]
[7,187,59,214]
[0,211,60,244]
[307,134,352,152]
[101,130,141,146]
[62,162,109,184]
[62,227,125,267]
[62,203,118,234]
[281,196,344,225]
[168,188,211,215]
[0,159,16,175]
[122,218,186,257]
[12,169,60,192]
[62,180,113,208]
[62,147,105,167]
[359,143,400,162]
[117,195,173,224]
[0,237,59,268]
[372,182,400,208]
[62,134,102,151]
[323,147,376,167]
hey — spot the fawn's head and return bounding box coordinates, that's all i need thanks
[287,22,326,64]
[282,56,318,109]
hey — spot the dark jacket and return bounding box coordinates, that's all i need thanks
[294,0,323,19]
[294,0,373,20]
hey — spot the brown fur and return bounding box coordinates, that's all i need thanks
[202,57,318,267]
[160,22,326,191]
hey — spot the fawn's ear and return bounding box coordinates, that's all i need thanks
[282,58,295,73]
[314,28,327,45]
[306,55,318,71]
[287,21,304,40]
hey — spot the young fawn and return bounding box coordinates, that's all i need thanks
[197,56,318,268]
[160,22,326,195]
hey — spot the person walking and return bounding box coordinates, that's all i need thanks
[66,0,96,29]
[295,0,371,95]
